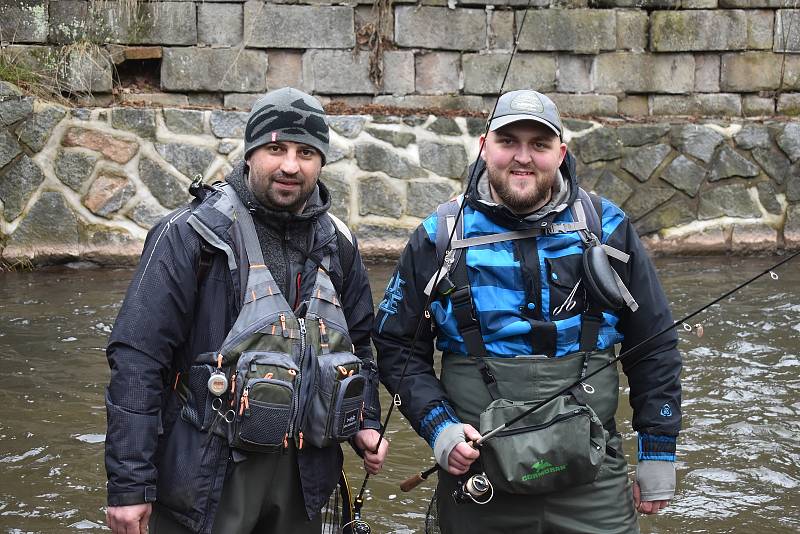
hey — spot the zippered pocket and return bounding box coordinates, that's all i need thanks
[304,351,364,449]
[235,378,294,451]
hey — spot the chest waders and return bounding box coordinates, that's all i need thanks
[428,189,636,495]
[177,184,365,455]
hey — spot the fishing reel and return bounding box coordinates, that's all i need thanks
[452,472,493,505]
[342,496,371,534]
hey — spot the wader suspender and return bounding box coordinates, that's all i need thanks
[428,191,635,394]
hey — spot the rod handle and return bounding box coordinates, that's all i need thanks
[400,473,425,492]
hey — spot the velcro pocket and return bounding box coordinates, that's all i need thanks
[304,351,364,448]
[329,374,365,440]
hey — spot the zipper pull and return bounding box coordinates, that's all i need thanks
[283,433,289,449]
[280,313,288,338]
[297,431,304,450]
[239,387,250,416]
[229,374,237,406]
[319,319,329,352]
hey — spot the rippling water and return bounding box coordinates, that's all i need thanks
[0,256,797,533]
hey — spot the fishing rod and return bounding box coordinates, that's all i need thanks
[399,248,800,492]
[348,1,541,528]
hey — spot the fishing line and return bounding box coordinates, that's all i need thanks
[401,248,800,490]
[349,0,541,526]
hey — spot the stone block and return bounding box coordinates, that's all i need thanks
[407,180,457,218]
[328,116,367,139]
[355,142,424,179]
[617,96,649,117]
[721,52,781,92]
[198,3,242,47]
[224,94,261,111]
[419,141,468,178]
[0,95,34,127]
[164,109,205,135]
[743,95,775,116]
[305,50,373,94]
[383,50,415,96]
[359,175,403,218]
[557,55,592,93]
[111,108,157,140]
[786,203,800,248]
[0,0,48,43]
[155,143,217,180]
[670,124,724,163]
[55,148,98,192]
[266,51,304,91]
[747,10,773,50]
[364,126,415,148]
[731,222,778,254]
[6,191,80,251]
[634,198,695,236]
[734,124,771,150]
[427,118,462,136]
[592,169,633,207]
[464,53,556,94]
[549,94,618,117]
[775,10,800,52]
[84,172,136,218]
[355,4,392,48]
[695,55,720,92]
[651,94,742,117]
[660,155,706,198]
[573,128,622,163]
[210,111,248,139]
[488,9,514,50]
[415,52,461,95]
[0,154,44,221]
[119,93,189,107]
[64,45,114,94]
[129,200,169,229]
[595,53,694,94]
[188,93,224,107]
[721,0,797,6]
[698,183,760,220]
[651,10,747,52]
[777,123,800,162]
[789,165,800,201]
[778,93,800,116]
[139,157,191,209]
[62,127,139,164]
[15,105,67,153]
[753,147,790,184]
[103,2,197,45]
[621,144,671,183]
[708,145,760,182]
[372,95,486,111]
[516,9,615,54]
[617,124,670,147]
[319,168,351,222]
[47,0,93,44]
[395,6,486,51]
[616,9,647,51]
[756,180,782,215]
[244,3,354,49]
[622,186,675,222]
[162,47,267,92]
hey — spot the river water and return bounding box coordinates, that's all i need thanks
[0,256,798,533]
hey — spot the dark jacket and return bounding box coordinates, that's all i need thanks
[373,153,682,461]
[105,163,380,531]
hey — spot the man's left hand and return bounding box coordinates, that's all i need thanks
[632,481,670,515]
[353,429,389,475]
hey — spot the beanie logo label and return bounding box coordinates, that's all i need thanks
[272,132,277,142]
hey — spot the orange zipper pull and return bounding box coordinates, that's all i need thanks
[283,433,289,449]
[239,388,249,416]
[319,319,327,336]
[298,431,304,450]
[173,372,181,391]
[216,354,223,369]
[279,313,288,337]
[264,372,273,379]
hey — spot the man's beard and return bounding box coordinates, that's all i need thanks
[487,166,556,214]
[248,168,318,213]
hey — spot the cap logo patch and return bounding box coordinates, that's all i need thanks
[510,93,544,113]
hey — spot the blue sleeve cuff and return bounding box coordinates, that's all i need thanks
[638,432,677,461]
[420,402,461,448]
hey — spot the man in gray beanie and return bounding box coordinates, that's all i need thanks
[104,87,388,534]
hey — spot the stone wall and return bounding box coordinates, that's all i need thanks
[1,81,798,266]
[0,1,799,116]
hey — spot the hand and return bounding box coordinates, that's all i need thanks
[633,481,670,515]
[353,429,389,475]
[446,424,481,476]
[106,503,152,534]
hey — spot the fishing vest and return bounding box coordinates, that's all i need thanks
[177,183,365,452]
[424,188,637,360]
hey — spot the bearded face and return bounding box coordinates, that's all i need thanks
[481,121,567,214]
[247,142,322,213]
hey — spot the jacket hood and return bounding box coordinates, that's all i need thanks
[464,150,579,230]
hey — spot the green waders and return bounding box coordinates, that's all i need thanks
[436,350,639,534]
[149,444,321,534]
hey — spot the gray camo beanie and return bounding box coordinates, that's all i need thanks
[244,87,330,165]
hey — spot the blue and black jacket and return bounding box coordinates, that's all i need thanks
[373,152,682,463]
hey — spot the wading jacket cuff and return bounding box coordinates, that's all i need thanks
[433,423,465,470]
[636,461,676,502]
[421,402,461,448]
[107,486,157,507]
[638,433,677,462]
[361,418,382,431]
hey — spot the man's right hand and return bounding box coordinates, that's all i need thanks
[446,424,481,476]
[106,503,152,534]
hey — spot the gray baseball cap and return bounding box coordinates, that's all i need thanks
[488,90,562,138]
[244,87,330,165]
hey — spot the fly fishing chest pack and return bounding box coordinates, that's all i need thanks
[429,189,638,495]
[175,183,365,453]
